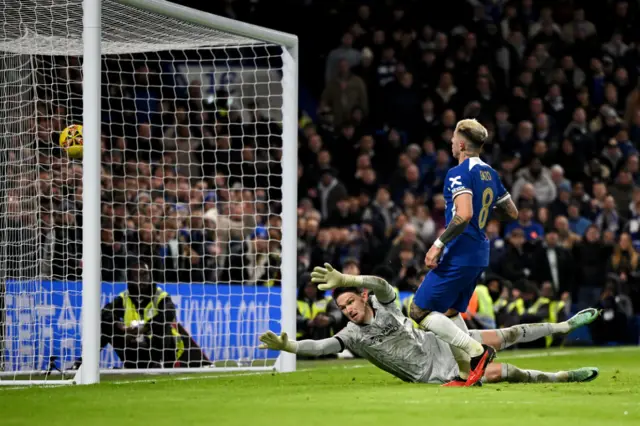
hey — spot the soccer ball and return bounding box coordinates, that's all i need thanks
[59,124,84,159]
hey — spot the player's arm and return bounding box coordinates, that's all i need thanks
[311,263,396,304]
[491,175,517,222]
[434,192,473,248]
[492,195,518,222]
[258,331,342,356]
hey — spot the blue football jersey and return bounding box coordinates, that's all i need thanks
[441,157,509,267]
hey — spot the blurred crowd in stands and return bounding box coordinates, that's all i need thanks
[13,0,640,347]
[289,0,640,345]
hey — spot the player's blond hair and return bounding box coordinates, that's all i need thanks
[455,118,488,149]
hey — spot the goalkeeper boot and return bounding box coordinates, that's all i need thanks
[567,367,599,383]
[465,344,496,387]
[442,376,482,387]
[567,308,600,331]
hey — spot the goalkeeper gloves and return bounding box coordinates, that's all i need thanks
[311,263,356,290]
[258,331,297,353]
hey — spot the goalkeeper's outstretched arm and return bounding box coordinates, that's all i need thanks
[258,331,342,357]
[311,263,396,304]
[341,274,396,304]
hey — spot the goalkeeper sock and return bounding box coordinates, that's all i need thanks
[501,363,567,383]
[420,311,484,358]
[495,323,558,350]
[448,314,471,379]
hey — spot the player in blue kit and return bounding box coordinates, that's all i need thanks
[409,119,519,387]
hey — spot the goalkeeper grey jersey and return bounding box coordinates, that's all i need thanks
[334,296,458,384]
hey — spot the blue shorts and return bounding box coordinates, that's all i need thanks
[413,263,485,313]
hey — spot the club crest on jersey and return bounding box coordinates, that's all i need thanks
[449,176,462,187]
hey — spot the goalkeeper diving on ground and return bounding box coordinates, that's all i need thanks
[259,264,600,386]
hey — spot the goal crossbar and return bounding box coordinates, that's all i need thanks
[114,0,298,49]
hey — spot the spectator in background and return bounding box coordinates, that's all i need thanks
[595,195,623,235]
[325,32,361,84]
[554,215,581,250]
[486,219,506,273]
[505,201,544,242]
[573,225,611,307]
[608,168,635,219]
[567,201,593,237]
[609,232,639,297]
[385,223,426,277]
[590,278,633,345]
[531,229,574,296]
[512,158,557,207]
[317,167,348,221]
[501,228,531,283]
[549,164,571,189]
[228,226,281,286]
[321,59,368,127]
[549,183,572,219]
[361,186,401,239]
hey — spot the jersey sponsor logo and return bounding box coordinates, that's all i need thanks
[363,322,400,345]
[379,323,400,336]
[451,185,468,194]
[449,176,462,187]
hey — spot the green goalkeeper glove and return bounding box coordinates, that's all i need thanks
[311,263,356,290]
[258,331,296,353]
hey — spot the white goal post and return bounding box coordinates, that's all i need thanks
[0,0,298,386]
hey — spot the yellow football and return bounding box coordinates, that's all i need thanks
[59,124,84,159]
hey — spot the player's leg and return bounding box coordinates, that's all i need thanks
[469,308,601,350]
[409,266,484,358]
[484,363,599,384]
[444,309,471,380]
[448,266,495,386]
[410,265,494,386]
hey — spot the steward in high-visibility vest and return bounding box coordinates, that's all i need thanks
[296,276,341,341]
[517,282,567,348]
[462,284,496,329]
[529,281,569,347]
[484,274,510,326]
[525,296,553,347]
[118,286,185,359]
[297,296,331,338]
[100,259,209,368]
[501,280,538,328]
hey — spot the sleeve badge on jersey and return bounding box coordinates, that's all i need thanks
[449,176,468,194]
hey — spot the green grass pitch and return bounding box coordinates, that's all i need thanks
[1,347,639,426]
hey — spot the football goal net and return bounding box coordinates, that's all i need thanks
[0,0,298,386]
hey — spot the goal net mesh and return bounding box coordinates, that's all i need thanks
[0,0,286,380]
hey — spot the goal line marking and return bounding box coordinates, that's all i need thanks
[1,346,637,390]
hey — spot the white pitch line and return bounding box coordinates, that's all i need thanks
[110,370,275,385]
[498,346,640,360]
[1,346,638,391]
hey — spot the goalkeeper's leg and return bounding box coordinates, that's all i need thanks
[469,308,600,350]
[484,363,599,383]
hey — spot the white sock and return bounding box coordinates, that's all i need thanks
[421,312,484,357]
[496,323,561,350]
[501,363,567,383]
[448,314,471,379]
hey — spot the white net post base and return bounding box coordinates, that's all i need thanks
[0,0,298,385]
